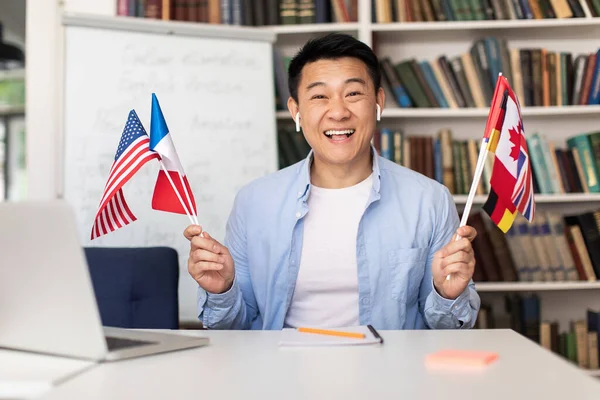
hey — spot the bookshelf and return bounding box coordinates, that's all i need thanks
[270,0,600,205]
[267,1,600,367]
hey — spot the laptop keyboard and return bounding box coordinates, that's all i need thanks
[105,336,157,351]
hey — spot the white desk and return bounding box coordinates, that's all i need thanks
[35,329,599,400]
[0,348,93,399]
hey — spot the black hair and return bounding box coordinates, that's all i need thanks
[287,33,381,103]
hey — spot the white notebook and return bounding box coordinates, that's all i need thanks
[279,326,383,347]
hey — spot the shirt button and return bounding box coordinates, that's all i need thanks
[295,211,301,218]
[297,191,302,196]
[361,297,369,305]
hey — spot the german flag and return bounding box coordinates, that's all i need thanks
[482,188,517,233]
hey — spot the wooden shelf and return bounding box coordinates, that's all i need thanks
[371,18,600,33]
[276,106,600,119]
[453,193,600,204]
[267,22,359,35]
[474,281,600,292]
[0,105,25,116]
[264,18,600,39]
[377,105,600,119]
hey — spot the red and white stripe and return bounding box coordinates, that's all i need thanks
[91,188,137,239]
[90,137,158,240]
[96,137,159,215]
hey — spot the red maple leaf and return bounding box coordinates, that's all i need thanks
[508,124,522,161]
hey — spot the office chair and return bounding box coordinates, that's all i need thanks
[83,247,180,330]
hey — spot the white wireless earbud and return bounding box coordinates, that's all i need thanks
[376,104,381,121]
[295,112,301,132]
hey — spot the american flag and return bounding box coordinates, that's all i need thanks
[91,110,159,240]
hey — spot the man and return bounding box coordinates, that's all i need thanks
[184,33,480,330]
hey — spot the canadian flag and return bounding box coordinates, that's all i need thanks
[149,93,197,217]
[482,76,535,233]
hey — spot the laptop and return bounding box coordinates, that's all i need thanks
[0,200,209,362]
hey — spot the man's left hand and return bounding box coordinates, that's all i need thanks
[432,225,477,300]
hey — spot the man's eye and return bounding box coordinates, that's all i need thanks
[347,91,362,97]
[311,95,326,100]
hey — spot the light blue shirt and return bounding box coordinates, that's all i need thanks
[197,148,480,330]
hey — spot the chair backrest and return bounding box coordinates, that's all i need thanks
[83,247,179,330]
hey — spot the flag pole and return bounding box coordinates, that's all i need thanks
[458,136,492,233]
[158,160,196,226]
[177,173,199,226]
[445,130,496,281]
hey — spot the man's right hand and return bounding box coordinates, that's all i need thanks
[184,225,235,295]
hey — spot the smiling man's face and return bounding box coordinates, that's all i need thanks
[292,57,384,170]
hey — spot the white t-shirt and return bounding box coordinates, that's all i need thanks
[284,173,374,328]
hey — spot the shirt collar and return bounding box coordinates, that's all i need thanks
[295,144,381,201]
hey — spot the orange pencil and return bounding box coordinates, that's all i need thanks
[297,327,366,339]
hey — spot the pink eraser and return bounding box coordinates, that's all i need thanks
[425,349,499,368]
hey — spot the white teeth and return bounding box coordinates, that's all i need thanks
[324,129,355,136]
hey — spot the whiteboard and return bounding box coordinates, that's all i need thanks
[61,14,278,321]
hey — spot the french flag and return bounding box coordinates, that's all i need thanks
[149,93,197,217]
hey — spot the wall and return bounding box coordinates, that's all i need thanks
[24,0,114,201]
[25,0,61,200]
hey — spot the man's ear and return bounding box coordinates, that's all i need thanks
[287,97,298,120]
[287,97,301,132]
[376,87,386,112]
